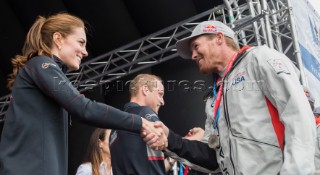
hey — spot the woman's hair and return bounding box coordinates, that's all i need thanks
[129,74,162,97]
[7,12,85,90]
[83,128,109,175]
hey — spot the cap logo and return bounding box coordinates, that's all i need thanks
[203,25,217,33]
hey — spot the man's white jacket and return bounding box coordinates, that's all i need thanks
[166,45,316,175]
[205,45,316,175]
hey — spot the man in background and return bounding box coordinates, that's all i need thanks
[110,74,168,175]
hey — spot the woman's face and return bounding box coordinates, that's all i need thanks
[99,130,111,155]
[56,27,88,70]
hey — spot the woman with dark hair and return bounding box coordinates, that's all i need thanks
[0,12,166,175]
[76,128,112,175]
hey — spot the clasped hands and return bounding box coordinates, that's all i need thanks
[140,118,168,151]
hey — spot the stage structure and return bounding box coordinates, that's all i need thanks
[0,0,304,122]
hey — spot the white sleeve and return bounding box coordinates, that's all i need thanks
[75,163,92,175]
[252,46,316,174]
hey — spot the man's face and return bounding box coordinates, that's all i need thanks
[145,80,165,113]
[189,35,223,74]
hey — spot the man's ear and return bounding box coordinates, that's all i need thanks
[216,32,224,45]
[141,85,149,96]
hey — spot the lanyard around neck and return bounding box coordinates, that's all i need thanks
[212,46,251,128]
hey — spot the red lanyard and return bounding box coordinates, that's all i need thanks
[212,46,251,123]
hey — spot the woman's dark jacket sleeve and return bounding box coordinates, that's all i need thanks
[25,56,142,132]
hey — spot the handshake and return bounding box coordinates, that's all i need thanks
[140,119,169,151]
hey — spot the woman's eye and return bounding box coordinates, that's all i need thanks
[79,41,85,46]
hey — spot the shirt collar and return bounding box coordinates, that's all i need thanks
[218,66,226,77]
[124,102,140,111]
[99,162,112,175]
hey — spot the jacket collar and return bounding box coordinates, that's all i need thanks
[53,55,69,73]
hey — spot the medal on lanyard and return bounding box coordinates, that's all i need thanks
[207,46,250,149]
[208,133,220,149]
[208,78,221,149]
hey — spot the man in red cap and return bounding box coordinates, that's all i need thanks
[144,20,317,175]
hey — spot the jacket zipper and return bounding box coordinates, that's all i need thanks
[220,50,251,175]
[223,82,236,175]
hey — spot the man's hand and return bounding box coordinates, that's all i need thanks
[140,119,168,150]
[184,127,204,141]
[141,120,168,150]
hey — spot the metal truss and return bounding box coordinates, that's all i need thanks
[0,0,301,121]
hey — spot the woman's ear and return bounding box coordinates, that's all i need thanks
[98,139,103,149]
[53,32,63,49]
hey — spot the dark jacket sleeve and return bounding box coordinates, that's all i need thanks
[167,130,219,171]
[23,56,142,132]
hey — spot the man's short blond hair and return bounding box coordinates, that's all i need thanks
[129,74,162,97]
[206,34,240,51]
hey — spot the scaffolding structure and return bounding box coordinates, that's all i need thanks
[0,0,303,122]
